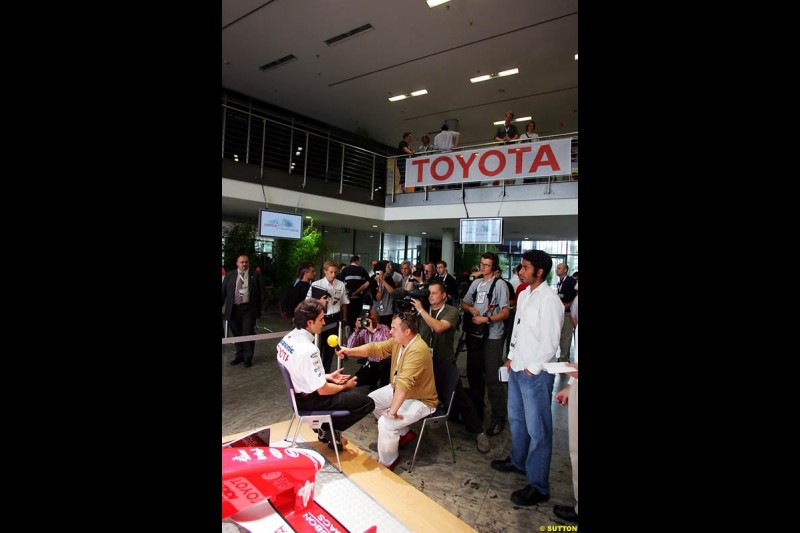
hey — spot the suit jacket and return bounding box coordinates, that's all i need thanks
[556,275,577,310]
[222,269,267,320]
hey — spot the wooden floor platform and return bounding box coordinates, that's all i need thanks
[224,419,477,533]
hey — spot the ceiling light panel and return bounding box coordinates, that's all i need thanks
[427,0,451,7]
[470,67,520,83]
[388,89,428,103]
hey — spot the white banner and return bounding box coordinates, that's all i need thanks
[407,138,572,187]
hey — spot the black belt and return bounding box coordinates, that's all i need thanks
[324,312,341,324]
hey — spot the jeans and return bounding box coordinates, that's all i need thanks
[507,368,555,494]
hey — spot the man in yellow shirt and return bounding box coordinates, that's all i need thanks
[337,312,438,471]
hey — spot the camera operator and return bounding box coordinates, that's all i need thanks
[412,280,490,453]
[371,260,398,328]
[306,260,349,373]
[346,308,391,390]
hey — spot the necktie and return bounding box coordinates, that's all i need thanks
[235,273,243,305]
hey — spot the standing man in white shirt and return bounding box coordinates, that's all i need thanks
[491,249,563,507]
[433,122,460,152]
[307,260,350,372]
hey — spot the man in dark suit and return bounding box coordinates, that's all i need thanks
[222,255,267,368]
[555,263,577,363]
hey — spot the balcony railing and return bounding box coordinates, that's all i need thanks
[222,98,577,203]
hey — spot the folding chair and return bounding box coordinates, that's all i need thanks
[277,363,350,472]
[408,357,459,473]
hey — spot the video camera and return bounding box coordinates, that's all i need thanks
[412,264,424,278]
[391,285,430,314]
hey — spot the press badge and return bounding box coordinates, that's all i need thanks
[476,292,486,304]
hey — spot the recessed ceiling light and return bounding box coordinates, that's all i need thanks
[388,89,428,103]
[372,225,378,228]
[524,237,530,240]
[305,216,312,219]
[492,120,505,126]
[574,53,578,61]
[515,116,532,122]
[470,74,492,83]
[427,0,450,7]
[471,68,519,84]
[422,231,427,235]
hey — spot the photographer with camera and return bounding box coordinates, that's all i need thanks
[345,308,392,390]
[460,252,510,439]
[413,280,490,453]
[371,260,399,327]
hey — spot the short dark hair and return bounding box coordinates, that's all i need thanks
[293,299,326,329]
[393,312,419,335]
[522,250,553,281]
[441,122,449,131]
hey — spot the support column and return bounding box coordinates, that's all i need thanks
[441,228,455,275]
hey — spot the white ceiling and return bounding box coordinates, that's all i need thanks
[221,0,579,149]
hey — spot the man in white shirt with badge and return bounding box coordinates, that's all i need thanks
[307,260,350,372]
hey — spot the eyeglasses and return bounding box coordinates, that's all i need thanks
[480,262,492,268]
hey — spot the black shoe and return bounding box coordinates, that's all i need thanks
[486,422,505,436]
[511,485,549,506]
[243,360,252,367]
[490,457,525,474]
[553,504,579,522]
[230,358,244,366]
[316,428,330,443]
[327,430,343,450]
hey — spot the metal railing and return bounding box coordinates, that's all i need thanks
[221,96,577,203]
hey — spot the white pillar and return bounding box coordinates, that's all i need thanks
[442,228,455,274]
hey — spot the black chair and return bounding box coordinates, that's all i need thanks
[409,357,459,473]
[277,363,350,472]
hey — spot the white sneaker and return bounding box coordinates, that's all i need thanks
[476,431,490,453]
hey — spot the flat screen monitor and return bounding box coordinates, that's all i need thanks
[459,218,503,245]
[258,210,303,240]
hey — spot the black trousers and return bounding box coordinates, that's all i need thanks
[295,390,375,432]
[229,304,257,361]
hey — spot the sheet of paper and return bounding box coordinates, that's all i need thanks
[543,362,577,374]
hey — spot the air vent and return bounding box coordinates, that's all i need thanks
[258,54,297,72]
[324,23,374,46]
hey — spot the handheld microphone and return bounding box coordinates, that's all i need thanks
[327,334,347,361]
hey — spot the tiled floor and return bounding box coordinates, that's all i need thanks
[222,311,577,533]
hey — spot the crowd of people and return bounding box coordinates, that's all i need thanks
[224,250,579,523]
